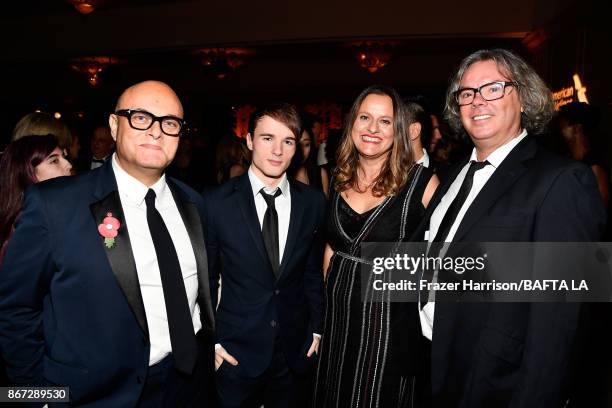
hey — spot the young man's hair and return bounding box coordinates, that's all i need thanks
[248,103,302,140]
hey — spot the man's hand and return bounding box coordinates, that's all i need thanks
[215,345,239,371]
[307,335,320,357]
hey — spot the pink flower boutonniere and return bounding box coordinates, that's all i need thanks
[98,212,121,249]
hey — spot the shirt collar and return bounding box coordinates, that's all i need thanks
[93,154,111,162]
[248,167,290,198]
[416,148,430,167]
[112,153,168,207]
[469,129,528,168]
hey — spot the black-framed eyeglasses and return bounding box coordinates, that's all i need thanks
[114,109,185,136]
[454,81,519,106]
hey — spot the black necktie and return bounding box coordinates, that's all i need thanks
[144,189,198,374]
[421,160,489,308]
[433,160,489,242]
[261,188,282,277]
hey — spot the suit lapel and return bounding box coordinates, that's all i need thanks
[429,159,467,216]
[89,163,148,335]
[410,159,469,242]
[453,137,535,241]
[168,180,215,331]
[279,181,304,277]
[235,175,269,264]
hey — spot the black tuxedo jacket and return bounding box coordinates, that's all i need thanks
[0,161,215,407]
[414,136,606,408]
[204,173,326,378]
[71,152,113,174]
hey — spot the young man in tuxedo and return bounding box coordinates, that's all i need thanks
[204,103,326,408]
[417,49,606,407]
[0,80,215,406]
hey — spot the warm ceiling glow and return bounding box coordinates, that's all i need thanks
[70,56,118,86]
[194,48,253,79]
[351,41,396,74]
[67,0,99,15]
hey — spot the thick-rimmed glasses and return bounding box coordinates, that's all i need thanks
[454,81,519,106]
[115,109,185,136]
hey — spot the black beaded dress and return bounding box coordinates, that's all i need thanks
[313,165,432,408]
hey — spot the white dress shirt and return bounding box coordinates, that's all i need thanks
[317,140,328,166]
[215,169,319,352]
[248,167,291,263]
[416,148,430,168]
[91,154,111,170]
[112,154,201,365]
[420,130,528,340]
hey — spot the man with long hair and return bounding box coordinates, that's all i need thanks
[418,49,605,407]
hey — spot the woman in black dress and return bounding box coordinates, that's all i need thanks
[313,85,438,408]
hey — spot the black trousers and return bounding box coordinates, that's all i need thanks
[139,331,214,407]
[0,355,7,387]
[415,336,432,408]
[215,337,311,408]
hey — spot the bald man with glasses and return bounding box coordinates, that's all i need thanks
[0,80,215,407]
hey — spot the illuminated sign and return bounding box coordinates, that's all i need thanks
[552,73,589,109]
[572,74,589,103]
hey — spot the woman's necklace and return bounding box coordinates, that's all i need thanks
[357,178,376,192]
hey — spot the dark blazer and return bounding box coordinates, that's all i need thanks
[415,136,606,408]
[0,161,215,407]
[204,173,326,378]
[71,152,113,174]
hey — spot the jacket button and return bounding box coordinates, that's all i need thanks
[274,289,280,295]
[270,320,277,328]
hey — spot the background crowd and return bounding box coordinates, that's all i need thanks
[0,47,611,407]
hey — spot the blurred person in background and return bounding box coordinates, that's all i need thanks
[430,114,471,181]
[558,102,609,206]
[291,127,330,196]
[405,100,433,167]
[215,133,251,184]
[0,134,72,262]
[12,112,72,152]
[0,133,70,386]
[406,100,460,183]
[429,114,443,154]
[323,128,342,174]
[67,128,82,163]
[167,135,208,191]
[88,124,115,170]
[0,133,72,383]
